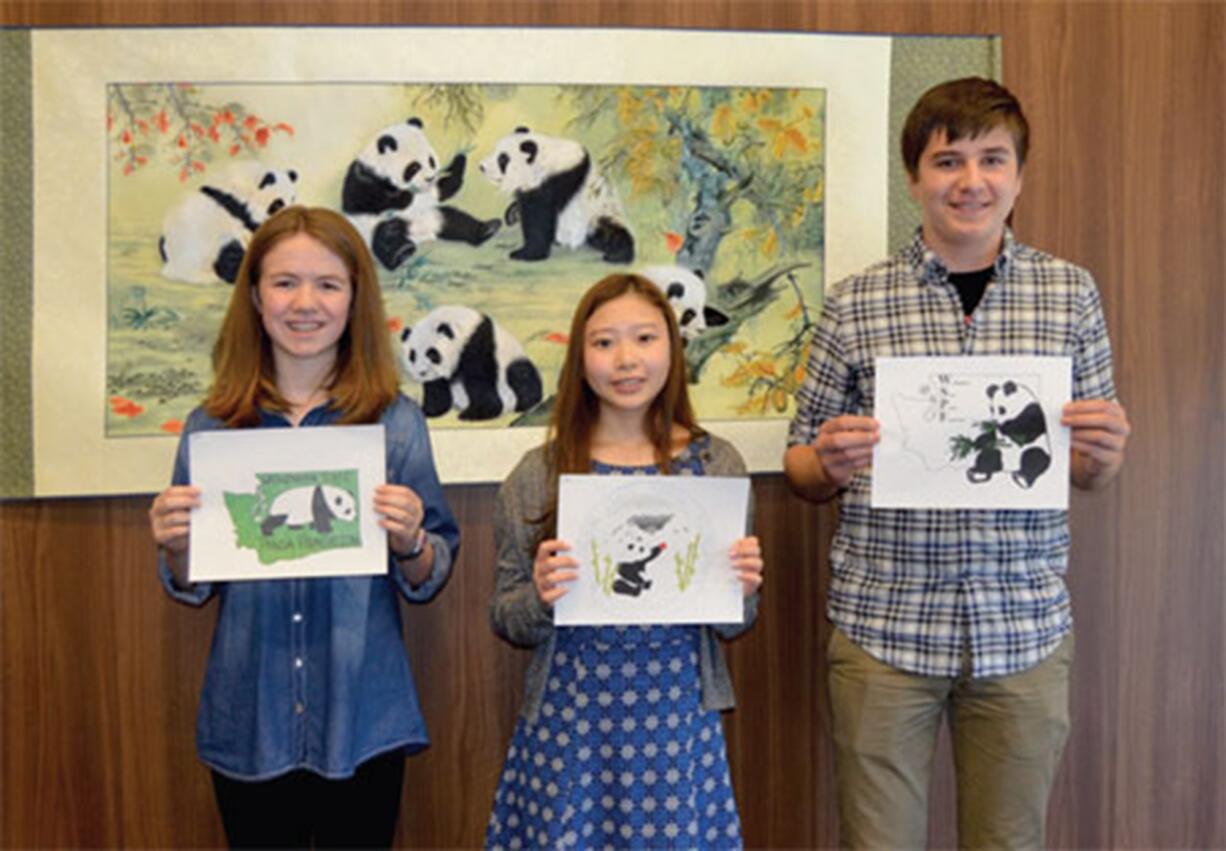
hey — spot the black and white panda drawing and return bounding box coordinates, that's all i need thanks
[342,117,501,271]
[609,514,672,598]
[640,265,730,343]
[260,484,357,536]
[399,305,543,421]
[966,380,1053,489]
[478,127,635,264]
[159,161,299,284]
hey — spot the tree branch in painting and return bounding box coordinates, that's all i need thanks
[562,86,824,407]
[107,84,294,180]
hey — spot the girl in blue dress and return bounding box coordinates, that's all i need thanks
[486,273,764,849]
[148,207,458,848]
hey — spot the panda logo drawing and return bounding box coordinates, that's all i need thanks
[479,127,635,264]
[259,484,357,536]
[609,514,673,598]
[399,305,543,421]
[159,161,298,284]
[342,117,501,271]
[966,380,1053,489]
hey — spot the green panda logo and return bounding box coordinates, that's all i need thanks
[224,469,361,565]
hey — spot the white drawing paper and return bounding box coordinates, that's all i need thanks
[871,356,1072,509]
[188,425,388,581]
[554,475,749,626]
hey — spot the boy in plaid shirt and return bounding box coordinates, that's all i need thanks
[785,78,1130,849]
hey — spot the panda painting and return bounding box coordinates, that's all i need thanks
[608,515,672,598]
[342,117,501,271]
[640,265,730,343]
[478,127,635,264]
[260,484,356,536]
[159,161,298,284]
[399,305,543,421]
[966,380,1053,489]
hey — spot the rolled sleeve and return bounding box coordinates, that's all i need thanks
[385,397,460,603]
[157,407,219,607]
[157,549,215,605]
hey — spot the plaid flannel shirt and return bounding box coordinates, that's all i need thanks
[788,229,1117,678]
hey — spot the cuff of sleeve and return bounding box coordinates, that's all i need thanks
[157,549,214,606]
[392,530,453,602]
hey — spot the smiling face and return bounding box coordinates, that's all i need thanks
[253,231,353,380]
[582,292,672,424]
[908,125,1024,271]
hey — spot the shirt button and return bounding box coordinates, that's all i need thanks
[295,702,305,715]
[294,657,304,669]
[292,612,304,623]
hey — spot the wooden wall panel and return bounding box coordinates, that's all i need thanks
[2,2,1222,848]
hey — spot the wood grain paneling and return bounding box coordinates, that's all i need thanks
[2,1,1222,848]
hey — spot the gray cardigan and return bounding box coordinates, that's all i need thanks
[489,435,759,723]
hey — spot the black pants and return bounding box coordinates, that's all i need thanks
[211,750,405,849]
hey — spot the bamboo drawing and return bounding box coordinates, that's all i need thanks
[674,534,700,591]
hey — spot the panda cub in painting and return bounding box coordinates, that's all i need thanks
[342,117,501,271]
[640,265,730,343]
[159,161,298,284]
[260,484,356,536]
[400,305,543,421]
[967,380,1053,489]
[479,127,634,264]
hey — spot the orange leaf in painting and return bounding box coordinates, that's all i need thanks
[711,104,736,144]
[387,317,403,333]
[664,232,684,255]
[772,387,789,412]
[161,420,184,435]
[243,115,259,129]
[255,127,270,147]
[544,332,569,345]
[110,396,145,418]
[156,110,169,133]
[274,123,294,135]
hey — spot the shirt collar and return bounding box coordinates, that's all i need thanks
[906,227,1017,286]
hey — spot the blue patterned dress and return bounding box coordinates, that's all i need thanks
[486,452,742,850]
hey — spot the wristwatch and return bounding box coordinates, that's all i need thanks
[400,528,427,561]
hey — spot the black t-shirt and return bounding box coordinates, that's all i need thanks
[947,266,994,318]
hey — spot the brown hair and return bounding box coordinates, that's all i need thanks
[546,273,702,478]
[204,205,398,427]
[901,77,1030,179]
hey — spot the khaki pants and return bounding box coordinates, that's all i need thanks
[827,629,1073,850]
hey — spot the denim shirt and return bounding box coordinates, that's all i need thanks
[158,394,460,780]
